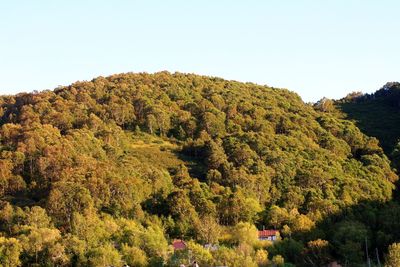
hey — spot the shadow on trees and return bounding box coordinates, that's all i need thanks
[337,85,400,178]
[287,200,400,267]
[339,100,400,158]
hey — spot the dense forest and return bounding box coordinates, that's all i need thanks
[0,72,399,266]
[337,82,400,173]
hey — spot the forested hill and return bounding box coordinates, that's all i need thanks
[0,72,398,266]
[336,82,400,171]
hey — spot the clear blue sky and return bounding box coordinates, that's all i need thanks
[1,1,399,102]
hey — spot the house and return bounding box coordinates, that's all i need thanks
[258,229,279,241]
[172,239,187,251]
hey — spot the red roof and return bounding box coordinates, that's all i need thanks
[258,230,278,238]
[172,239,187,250]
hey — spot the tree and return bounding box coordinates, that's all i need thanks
[332,221,369,264]
[218,190,261,225]
[19,227,62,265]
[0,237,22,267]
[272,254,285,266]
[187,241,213,266]
[385,243,400,267]
[268,206,289,229]
[212,246,257,267]
[146,114,157,134]
[87,243,122,267]
[196,215,221,245]
[121,244,148,267]
[291,214,315,233]
[314,98,334,112]
[0,203,14,234]
[0,158,25,196]
[47,182,94,229]
[232,222,258,246]
[304,239,331,267]
[47,242,69,266]
[205,140,227,170]
[70,211,111,248]
[0,160,14,196]
[155,109,171,136]
[255,249,268,267]
[271,238,303,264]
[167,189,198,236]
[140,223,169,262]
[24,206,52,229]
[201,112,226,137]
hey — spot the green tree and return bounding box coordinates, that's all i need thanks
[87,243,122,267]
[0,237,22,267]
[47,182,94,228]
[205,140,227,170]
[385,243,400,267]
[272,254,285,266]
[232,222,258,246]
[121,244,148,267]
[332,221,369,264]
[196,215,221,245]
[304,239,331,267]
[212,246,257,267]
[255,249,268,267]
[19,227,62,265]
[0,203,14,234]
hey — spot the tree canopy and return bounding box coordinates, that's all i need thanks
[0,72,398,266]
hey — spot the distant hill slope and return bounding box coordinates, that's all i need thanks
[337,82,400,170]
[0,72,398,266]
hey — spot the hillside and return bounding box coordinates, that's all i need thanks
[0,72,398,266]
[337,82,400,171]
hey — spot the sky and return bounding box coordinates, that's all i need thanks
[0,1,399,102]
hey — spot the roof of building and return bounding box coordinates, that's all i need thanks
[172,239,187,250]
[258,230,278,238]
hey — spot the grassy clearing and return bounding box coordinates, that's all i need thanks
[128,133,205,178]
